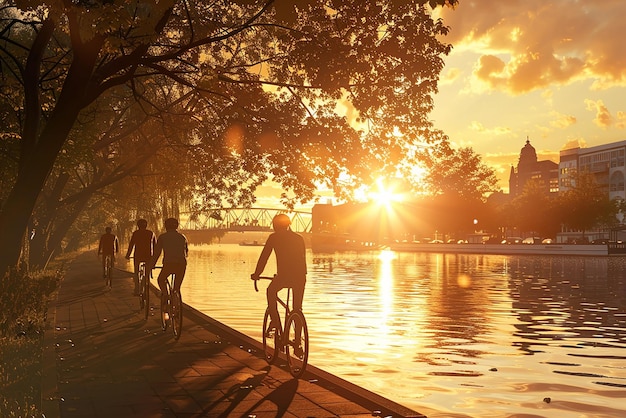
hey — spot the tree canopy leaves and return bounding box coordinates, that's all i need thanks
[0,0,458,273]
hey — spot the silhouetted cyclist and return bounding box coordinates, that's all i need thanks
[98,226,119,278]
[125,219,156,295]
[251,214,307,334]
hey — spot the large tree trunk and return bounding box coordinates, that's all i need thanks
[0,162,55,275]
[29,172,70,269]
[0,34,104,275]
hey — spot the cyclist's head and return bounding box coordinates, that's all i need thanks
[272,214,291,231]
[105,226,112,233]
[137,219,148,229]
[164,218,179,231]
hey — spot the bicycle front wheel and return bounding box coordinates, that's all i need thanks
[139,264,150,320]
[285,310,309,379]
[262,309,279,364]
[171,289,183,340]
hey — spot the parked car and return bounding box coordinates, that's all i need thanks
[541,238,554,244]
[522,237,542,244]
[591,238,609,244]
[502,237,523,244]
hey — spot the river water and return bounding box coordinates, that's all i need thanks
[178,241,626,418]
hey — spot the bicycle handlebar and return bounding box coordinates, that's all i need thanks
[250,275,275,292]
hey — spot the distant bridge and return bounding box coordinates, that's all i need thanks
[181,207,312,233]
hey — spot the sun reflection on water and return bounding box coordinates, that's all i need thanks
[179,244,626,418]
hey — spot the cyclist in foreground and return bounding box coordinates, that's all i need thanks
[125,219,157,295]
[98,226,119,278]
[251,214,307,336]
[150,218,189,319]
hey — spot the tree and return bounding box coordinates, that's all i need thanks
[557,170,615,239]
[423,146,499,200]
[0,0,459,274]
[418,146,499,237]
[507,179,560,239]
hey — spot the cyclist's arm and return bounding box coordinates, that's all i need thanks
[125,233,135,259]
[252,239,273,278]
[150,233,157,255]
[150,239,163,270]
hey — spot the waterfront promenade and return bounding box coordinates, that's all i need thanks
[41,251,423,418]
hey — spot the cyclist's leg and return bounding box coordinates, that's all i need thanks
[291,277,306,344]
[266,279,284,332]
[169,264,185,339]
[156,267,171,308]
[133,258,141,294]
[292,277,306,312]
[171,263,187,294]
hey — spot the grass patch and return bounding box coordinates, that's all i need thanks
[0,334,45,417]
[0,260,64,417]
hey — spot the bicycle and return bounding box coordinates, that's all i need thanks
[154,266,183,340]
[252,275,309,379]
[137,261,150,320]
[103,254,112,288]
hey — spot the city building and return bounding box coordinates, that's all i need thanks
[558,139,626,201]
[509,138,559,198]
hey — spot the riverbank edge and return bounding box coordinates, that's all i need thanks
[40,252,424,418]
[182,300,424,418]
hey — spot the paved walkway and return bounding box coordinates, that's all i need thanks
[41,251,424,418]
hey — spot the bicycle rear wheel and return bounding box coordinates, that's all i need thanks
[161,281,171,331]
[105,256,112,288]
[285,310,309,379]
[262,308,279,364]
[171,289,183,340]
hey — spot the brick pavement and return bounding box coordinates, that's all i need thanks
[41,251,424,418]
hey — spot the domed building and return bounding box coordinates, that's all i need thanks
[509,138,559,198]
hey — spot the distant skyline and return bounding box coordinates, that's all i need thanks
[431,0,626,191]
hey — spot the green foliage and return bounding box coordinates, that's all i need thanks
[1,0,460,273]
[423,146,499,200]
[0,334,43,417]
[510,179,561,238]
[0,268,60,417]
[558,170,615,234]
[0,269,60,337]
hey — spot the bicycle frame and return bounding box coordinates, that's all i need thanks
[154,266,183,340]
[253,275,309,378]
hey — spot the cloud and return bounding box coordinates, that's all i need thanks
[438,1,626,94]
[469,121,512,136]
[549,112,576,129]
[439,67,461,85]
[585,99,613,128]
[562,138,588,150]
[617,111,626,130]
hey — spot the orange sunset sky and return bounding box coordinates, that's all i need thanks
[258,1,626,207]
[432,0,626,191]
